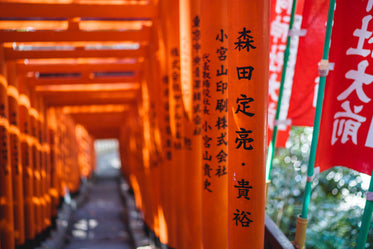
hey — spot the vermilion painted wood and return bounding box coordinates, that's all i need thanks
[227,1,269,248]
[17,62,143,74]
[18,77,36,242]
[0,2,157,19]
[4,47,147,60]
[0,62,15,249]
[0,29,151,43]
[6,61,26,245]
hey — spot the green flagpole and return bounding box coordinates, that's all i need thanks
[293,0,335,248]
[266,0,298,183]
[357,170,373,249]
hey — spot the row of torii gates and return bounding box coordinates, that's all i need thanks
[0,1,289,249]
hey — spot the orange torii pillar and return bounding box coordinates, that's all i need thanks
[65,116,80,194]
[145,45,164,242]
[19,76,35,242]
[38,97,51,230]
[0,49,15,249]
[163,0,185,247]
[6,61,25,246]
[139,62,156,237]
[155,0,173,245]
[29,88,43,236]
[46,107,59,222]
[227,1,269,248]
[200,0,229,248]
[118,124,130,181]
[127,109,144,212]
[56,109,67,201]
[157,65,173,247]
[180,0,202,248]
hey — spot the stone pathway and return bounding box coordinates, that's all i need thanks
[64,176,135,249]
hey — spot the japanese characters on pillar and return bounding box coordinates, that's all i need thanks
[228,1,269,248]
[200,1,228,248]
[201,14,228,194]
[162,3,183,246]
[181,0,203,247]
[316,0,373,175]
[201,52,213,191]
[192,12,202,137]
[170,45,188,248]
[162,76,172,162]
[170,48,184,152]
[157,0,174,244]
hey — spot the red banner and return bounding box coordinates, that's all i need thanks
[268,0,293,147]
[268,0,305,147]
[316,0,373,175]
[287,0,329,127]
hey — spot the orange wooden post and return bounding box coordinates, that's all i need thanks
[19,76,35,241]
[200,1,229,248]
[47,107,59,219]
[156,1,173,245]
[88,136,95,178]
[65,116,80,194]
[180,0,202,248]
[64,117,72,194]
[134,105,148,218]
[64,117,73,194]
[29,88,43,235]
[38,97,51,229]
[0,50,15,249]
[170,6,187,249]
[227,1,269,248]
[137,69,154,236]
[145,45,164,241]
[160,0,183,247]
[56,110,66,201]
[127,110,143,212]
[157,68,173,246]
[6,61,25,246]
[118,124,129,179]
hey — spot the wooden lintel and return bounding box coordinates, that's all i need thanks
[18,62,143,73]
[41,91,138,106]
[71,112,127,127]
[0,2,157,19]
[88,128,120,140]
[4,47,147,60]
[28,75,140,85]
[0,29,151,42]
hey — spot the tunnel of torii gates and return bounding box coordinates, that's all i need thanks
[0,0,276,249]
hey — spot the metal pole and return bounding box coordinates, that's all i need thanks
[357,170,373,249]
[293,1,335,248]
[300,0,335,219]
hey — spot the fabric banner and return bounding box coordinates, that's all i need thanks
[268,0,304,147]
[316,0,373,175]
[268,0,292,147]
[287,0,329,127]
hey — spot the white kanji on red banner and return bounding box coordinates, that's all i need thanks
[316,0,373,175]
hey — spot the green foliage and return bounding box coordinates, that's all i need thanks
[266,126,373,249]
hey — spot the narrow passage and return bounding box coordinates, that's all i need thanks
[64,175,134,249]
